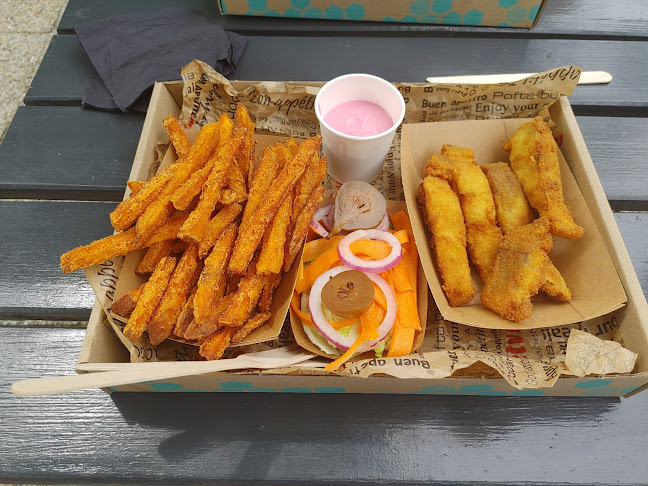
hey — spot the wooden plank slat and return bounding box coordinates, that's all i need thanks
[0,107,144,201]
[1,108,645,207]
[57,0,648,40]
[1,327,648,485]
[0,201,116,320]
[578,116,648,210]
[614,212,648,292]
[24,35,648,116]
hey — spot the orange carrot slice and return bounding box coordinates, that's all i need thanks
[291,292,314,327]
[391,211,418,295]
[325,336,367,371]
[304,235,344,262]
[296,240,398,293]
[387,322,415,357]
[392,259,415,293]
[396,289,420,331]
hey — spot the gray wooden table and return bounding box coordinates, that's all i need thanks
[1,1,648,484]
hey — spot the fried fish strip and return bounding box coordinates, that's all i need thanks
[417,174,475,306]
[229,136,321,274]
[136,239,175,274]
[200,327,236,360]
[441,146,503,283]
[284,184,326,271]
[193,224,237,323]
[540,261,572,301]
[147,244,201,345]
[198,203,242,258]
[241,146,279,228]
[123,256,176,341]
[218,274,266,327]
[503,117,583,239]
[481,217,553,322]
[135,122,220,245]
[481,162,536,234]
[482,162,571,300]
[423,152,453,181]
[178,133,244,244]
[232,312,272,343]
[111,283,145,317]
[60,215,188,273]
[257,194,292,275]
[163,115,190,158]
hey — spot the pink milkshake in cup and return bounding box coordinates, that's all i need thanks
[315,73,406,183]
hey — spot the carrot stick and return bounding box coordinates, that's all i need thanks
[392,259,415,293]
[395,289,420,331]
[296,240,397,293]
[387,320,415,357]
[291,292,314,326]
[304,236,344,262]
[325,336,367,371]
[391,211,418,295]
[329,317,358,330]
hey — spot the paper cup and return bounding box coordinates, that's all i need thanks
[315,73,405,183]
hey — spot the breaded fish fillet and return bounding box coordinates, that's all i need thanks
[503,117,584,240]
[481,162,535,234]
[441,145,503,283]
[481,217,553,322]
[482,161,571,301]
[541,262,572,301]
[417,174,476,306]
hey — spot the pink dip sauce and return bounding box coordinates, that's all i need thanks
[323,100,393,137]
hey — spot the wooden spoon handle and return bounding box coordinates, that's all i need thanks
[425,71,612,85]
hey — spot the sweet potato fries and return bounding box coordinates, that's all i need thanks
[61,106,326,359]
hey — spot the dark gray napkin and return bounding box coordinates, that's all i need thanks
[75,8,247,112]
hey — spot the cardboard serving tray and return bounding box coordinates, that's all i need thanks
[76,84,648,397]
[401,117,627,330]
[290,201,429,360]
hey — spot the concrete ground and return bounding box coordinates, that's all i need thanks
[0,0,69,141]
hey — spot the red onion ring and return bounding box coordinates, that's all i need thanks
[310,204,334,238]
[375,212,389,231]
[322,204,335,232]
[337,229,402,273]
[308,265,396,351]
[310,220,330,238]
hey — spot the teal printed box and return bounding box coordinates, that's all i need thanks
[74,81,648,398]
[218,0,547,28]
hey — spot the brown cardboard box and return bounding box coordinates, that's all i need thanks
[217,0,547,28]
[76,82,648,397]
